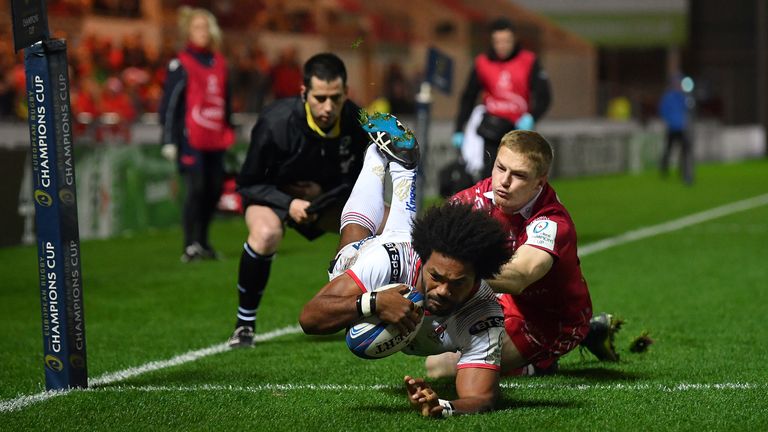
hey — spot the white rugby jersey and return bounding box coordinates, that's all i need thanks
[332,235,504,371]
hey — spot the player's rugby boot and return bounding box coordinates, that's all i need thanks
[228,325,255,348]
[181,243,205,263]
[581,312,623,361]
[360,111,420,169]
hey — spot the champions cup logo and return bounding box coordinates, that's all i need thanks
[34,189,53,207]
[44,354,64,372]
[70,353,85,369]
[533,221,549,234]
[59,188,75,205]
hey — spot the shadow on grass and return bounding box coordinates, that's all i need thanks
[376,384,582,413]
[557,366,646,382]
[299,333,346,343]
[356,404,412,415]
[497,398,583,411]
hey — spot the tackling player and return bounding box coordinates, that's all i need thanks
[299,114,512,417]
[427,129,619,379]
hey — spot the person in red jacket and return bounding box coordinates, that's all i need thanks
[269,46,302,100]
[453,17,551,179]
[159,7,235,262]
[428,130,620,378]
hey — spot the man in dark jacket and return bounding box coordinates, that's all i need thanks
[229,53,369,347]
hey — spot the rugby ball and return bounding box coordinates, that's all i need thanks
[345,284,424,359]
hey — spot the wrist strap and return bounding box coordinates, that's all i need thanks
[360,292,373,317]
[438,399,455,418]
[369,291,377,315]
[355,294,364,317]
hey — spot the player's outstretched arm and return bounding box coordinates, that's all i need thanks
[404,367,498,418]
[299,273,363,335]
[452,367,499,415]
[487,244,553,295]
[299,278,421,335]
[404,376,440,417]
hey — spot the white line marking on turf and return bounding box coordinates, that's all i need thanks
[90,325,301,387]
[77,382,767,394]
[0,325,302,413]
[579,193,768,257]
[4,193,768,413]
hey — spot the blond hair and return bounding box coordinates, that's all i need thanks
[178,6,222,51]
[498,130,554,177]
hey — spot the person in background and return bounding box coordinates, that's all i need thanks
[228,53,368,347]
[269,46,303,100]
[453,17,551,179]
[159,6,235,262]
[99,76,136,142]
[659,74,695,185]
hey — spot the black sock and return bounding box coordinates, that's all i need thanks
[236,242,274,329]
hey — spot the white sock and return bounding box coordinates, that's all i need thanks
[340,144,387,234]
[382,161,418,236]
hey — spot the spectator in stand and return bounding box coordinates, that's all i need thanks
[98,76,136,142]
[71,77,100,139]
[269,46,302,100]
[383,62,415,116]
[159,6,236,262]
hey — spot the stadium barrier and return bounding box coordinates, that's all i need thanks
[0,118,764,247]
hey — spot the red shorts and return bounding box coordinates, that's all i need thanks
[499,294,591,366]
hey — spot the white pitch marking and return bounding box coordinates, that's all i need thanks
[76,382,768,394]
[0,325,302,413]
[90,325,301,387]
[578,193,768,257]
[3,193,768,413]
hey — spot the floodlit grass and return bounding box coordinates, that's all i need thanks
[1,160,767,431]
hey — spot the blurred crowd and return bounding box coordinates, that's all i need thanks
[0,28,392,142]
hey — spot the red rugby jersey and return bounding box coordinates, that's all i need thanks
[452,178,592,325]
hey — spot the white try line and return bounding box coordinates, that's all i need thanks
[0,325,303,413]
[64,381,768,394]
[3,192,768,413]
[578,193,768,257]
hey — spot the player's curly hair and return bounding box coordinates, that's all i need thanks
[411,203,512,280]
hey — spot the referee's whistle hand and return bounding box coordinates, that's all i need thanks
[289,199,317,224]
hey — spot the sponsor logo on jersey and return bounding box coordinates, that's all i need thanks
[525,218,557,251]
[430,323,447,342]
[383,243,401,283]
[394,178,417,213]
[469,316,504,335]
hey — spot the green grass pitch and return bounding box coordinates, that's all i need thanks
[1,160,767,431]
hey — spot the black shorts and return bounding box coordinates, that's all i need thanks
[242,197,342,241]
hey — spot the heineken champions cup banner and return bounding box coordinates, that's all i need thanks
[24,39,88,390]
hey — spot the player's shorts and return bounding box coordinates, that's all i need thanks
[498,293,591,368]
[242,197,342,241]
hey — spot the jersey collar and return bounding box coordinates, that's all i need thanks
[486,186,543,219]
